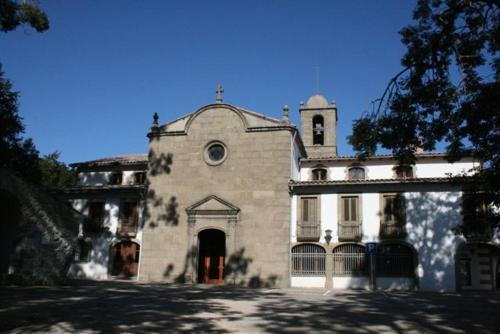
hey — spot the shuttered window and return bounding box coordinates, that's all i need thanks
[341,196,359,222]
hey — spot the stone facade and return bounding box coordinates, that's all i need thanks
[140,104,299,287]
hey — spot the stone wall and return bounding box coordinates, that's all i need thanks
[141,105,292,287]
[0,168,79,285]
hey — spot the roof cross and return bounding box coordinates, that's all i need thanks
[216,85,224,103]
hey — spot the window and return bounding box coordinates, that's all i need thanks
[119,201,138,235]
[297,196,321,241]
[109,172,123,185]
[75,238,92,262]
[338,195,362,241]
[341,196,359,222]
[380,194,407,238]
[311,168,327,181]
[459,258,472,286]
[394,165,414,179]
[348,166,365,180]
[312,115,324,145]
[134,172,146,184]
[291,244,325,276]
[376,243,415,277]
[86,202,105,233]
[333,244,368,276]
[204,141,228,166]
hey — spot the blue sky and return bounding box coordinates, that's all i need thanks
[1,0,416,164]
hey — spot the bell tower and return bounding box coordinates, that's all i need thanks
[300,94,337,158]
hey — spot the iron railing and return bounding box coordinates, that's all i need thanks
[338,223,362,241]
[291,244,326,276]
[380,222,407,239]
[118,218,138,236]
[297,223,321,242]
[376,253,414,277]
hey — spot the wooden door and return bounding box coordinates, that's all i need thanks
[203,255,224,284]
[112,241,139,277]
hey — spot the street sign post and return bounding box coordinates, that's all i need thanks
[366,242,378,290]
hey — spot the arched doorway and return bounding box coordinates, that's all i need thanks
[111,240,140,278]
[198,229,225,284]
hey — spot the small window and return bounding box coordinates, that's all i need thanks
[394,165,414,179]
[86,202,105,233]
[348,167,365,180]
[311,168,327,181]
[312,115,324,145]
[134,172,146,184]
[204,141,228,166]
[382,194,405,223]
[75,238,92,262]
[109,172,123,185]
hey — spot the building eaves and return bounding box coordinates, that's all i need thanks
[60,184,146,194]
[289,176,470,187]
[301,152,454,163]
[70,154,148,168]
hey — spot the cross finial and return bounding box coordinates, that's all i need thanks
[216,85,224,103]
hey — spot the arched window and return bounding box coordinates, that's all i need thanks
[376,243,415,277]
[333,243,368,276]
[311,168,327,181]
[348,166,366,180]
[291,244,325,276]
[394,165,414,179]
[312,115,324,145]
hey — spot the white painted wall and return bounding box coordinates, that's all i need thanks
[78,170,142,186]
[362,193,380,242]
[405,191,463,292]
[321,194,337,243]
[300,158,477,181]
[333,277,369,290]
[291,276,326,288]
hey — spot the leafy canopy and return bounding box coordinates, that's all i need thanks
[348,0,499,238]
[0,0,49,32]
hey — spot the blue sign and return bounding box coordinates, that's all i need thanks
[366,242,377,254]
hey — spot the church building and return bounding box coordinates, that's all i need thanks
[63,89,499,292]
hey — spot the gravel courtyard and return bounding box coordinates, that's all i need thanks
[0,280,499,333]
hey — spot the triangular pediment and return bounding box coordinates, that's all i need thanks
[186,195,240,215]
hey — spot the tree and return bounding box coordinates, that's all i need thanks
[0,0,49,32]
[38,151,78,190]
[348,0,499,239]
[0,66,41,184]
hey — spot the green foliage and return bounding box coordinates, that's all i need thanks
[0,65,41,184]
[39,151,78,190]
[348,0,499,238]
[0,0,49,32]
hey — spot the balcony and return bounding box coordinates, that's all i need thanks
[297,223,321,242]
[117,218,138,237]
[380,222,407,239]
[338,223,362,241]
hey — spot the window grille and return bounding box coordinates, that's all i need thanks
[291,244,325,276]
[333,244,368,276]
[348,167,365,180]
[376,243,414,277]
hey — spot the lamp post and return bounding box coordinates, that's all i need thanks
[324,229,332,245]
